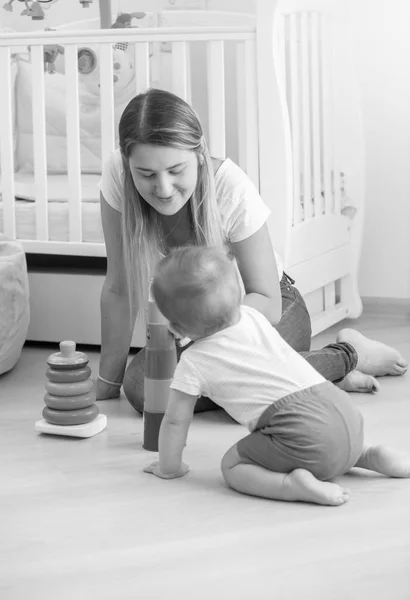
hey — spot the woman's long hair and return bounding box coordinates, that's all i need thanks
[119,88,225,317]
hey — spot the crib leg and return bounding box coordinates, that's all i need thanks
[342,273,363,319]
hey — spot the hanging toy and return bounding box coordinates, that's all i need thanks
[2,0,60,20]
[77,44,134,97]
[111,12,146,52]
[2,0,44,20]
[43,43,64,73]
[111,12,146,29]
[21,1,44,19]
[2,0,14,11]
[2,0,26,12]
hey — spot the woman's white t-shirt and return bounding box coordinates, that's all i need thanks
[98,149,283,277]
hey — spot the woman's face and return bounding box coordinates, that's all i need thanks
[128,144,199,215]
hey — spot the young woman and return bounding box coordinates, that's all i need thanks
[96,89,407,411]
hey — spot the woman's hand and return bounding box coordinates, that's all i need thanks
[95,377,121,400]
[143,461,190,479]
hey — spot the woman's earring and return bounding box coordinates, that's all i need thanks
[198,154,204,165]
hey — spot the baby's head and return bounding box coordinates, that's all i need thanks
[152,246,242,340]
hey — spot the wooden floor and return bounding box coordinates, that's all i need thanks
[1,309,410,599]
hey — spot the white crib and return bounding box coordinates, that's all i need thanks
[0,0,365,347]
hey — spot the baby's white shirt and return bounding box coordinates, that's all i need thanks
[171,306,325,431]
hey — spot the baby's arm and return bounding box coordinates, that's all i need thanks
[145,389,196,479]
[159,389,196,474]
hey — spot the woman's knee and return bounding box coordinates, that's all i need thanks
[276,283,312,352]
[123,350,145,414]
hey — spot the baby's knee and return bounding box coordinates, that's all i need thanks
[221,444,242,480]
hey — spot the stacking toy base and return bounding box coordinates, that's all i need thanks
[34,414,107,438]
[143,411,165,452]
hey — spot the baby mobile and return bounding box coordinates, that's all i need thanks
[2,0,62,21]
[1,0,145,74]
[2,0,145,72]
[2,1,139,22]
[2,0,64,71]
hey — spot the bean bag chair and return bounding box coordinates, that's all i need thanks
[0,236,30,375]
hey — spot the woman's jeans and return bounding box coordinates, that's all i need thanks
[277,273,358,381]
[123,273,358,414]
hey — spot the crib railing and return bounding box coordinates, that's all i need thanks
[271,1,365,332]
[275,10,338,226]
[0,24,260,255]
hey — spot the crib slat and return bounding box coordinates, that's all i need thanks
[300,12,313,220]
[276,15,287,102]
[321,15,332,215]
[289,14,302,226]
[243,40,259,187]
[236,43,246,173]
[185,44,193,106]
[99,44,115,166]
[333,169,341,214]
[310,13,323,217]
[31,45,49,241]
[236,43,246,174]
[333,164,341,216]
[236,41,259,187]
[0,47,16,238]
[65,45,83,243]
[134,42,150,95]
[172,42,189,101]
[326,19,341,215]
[150,41,162,87]
[207,41,226,158]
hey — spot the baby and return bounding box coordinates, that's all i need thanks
[144,246,410,506]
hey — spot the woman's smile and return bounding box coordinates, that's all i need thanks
[156,194,175,202]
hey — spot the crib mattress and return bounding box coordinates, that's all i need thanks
[0,173,104,243]
[0,199,103,243]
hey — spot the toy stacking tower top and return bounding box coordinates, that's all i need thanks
[47,340,89,369]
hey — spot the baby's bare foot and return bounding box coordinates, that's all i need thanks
[336,369,380,393]
[336,329,408,377]
[283,469,350,506]
[356,445,410,478]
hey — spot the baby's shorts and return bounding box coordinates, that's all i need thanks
[236,381,364,481]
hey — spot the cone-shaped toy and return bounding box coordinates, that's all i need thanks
[143,283,177,451]
[35,341,107,438]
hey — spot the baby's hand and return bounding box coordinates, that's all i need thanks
[143,461,190,479]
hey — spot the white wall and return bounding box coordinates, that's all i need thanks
[348,0,410,299]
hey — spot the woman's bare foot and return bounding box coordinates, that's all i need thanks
[336,328,408,377]
[336,369,380,393]
[355,445,410,478]
[283,469,350,506]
